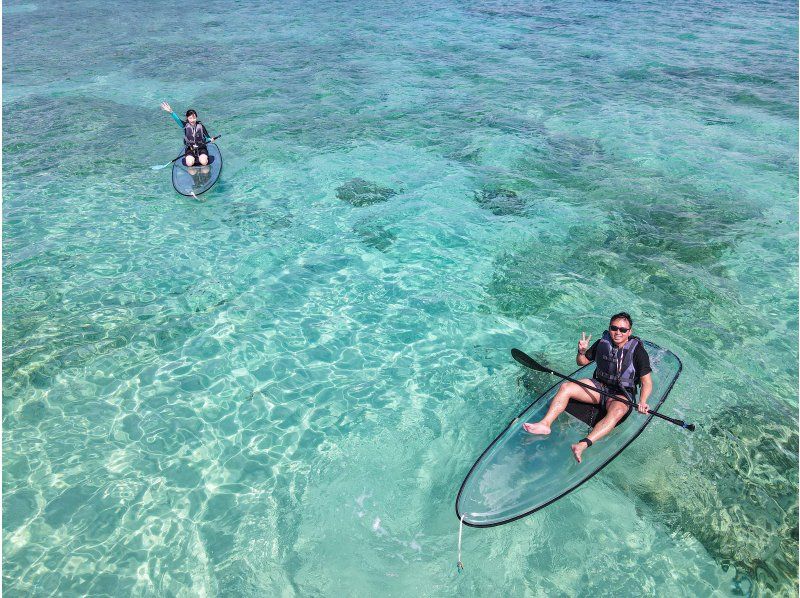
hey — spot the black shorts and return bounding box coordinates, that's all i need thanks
[591,379,636,410]
[184,144,208,160]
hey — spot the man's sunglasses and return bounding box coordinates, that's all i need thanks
[609,325,630,333]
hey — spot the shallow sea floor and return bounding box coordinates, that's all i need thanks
[3,0,798,595]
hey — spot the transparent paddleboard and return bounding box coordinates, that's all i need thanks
[455,341,682,527]
[172,143,222,196]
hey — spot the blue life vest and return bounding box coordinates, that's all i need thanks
[593,331,640,391]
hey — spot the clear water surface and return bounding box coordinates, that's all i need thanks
[4,0,797,595]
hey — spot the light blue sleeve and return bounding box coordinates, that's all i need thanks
[170,111,184,128]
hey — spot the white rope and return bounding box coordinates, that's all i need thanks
[457,513,465,572]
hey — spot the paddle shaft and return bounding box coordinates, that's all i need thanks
[511,348,695,431]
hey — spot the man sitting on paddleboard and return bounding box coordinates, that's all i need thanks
[160,102,217,168]
[522,312,653,463]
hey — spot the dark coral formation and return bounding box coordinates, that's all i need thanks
[335,178,397,207]
[354,224,396,252]
[609,405,798,595]
[474,187,526,216]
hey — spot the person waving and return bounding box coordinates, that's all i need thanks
[161,101,218,168]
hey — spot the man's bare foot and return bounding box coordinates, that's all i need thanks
[571,440,590,463]
[522,422,551,435]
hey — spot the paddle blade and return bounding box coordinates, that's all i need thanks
[510,348,551,373]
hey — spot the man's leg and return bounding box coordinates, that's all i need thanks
[522,379,600,435]
[571,398,630,463]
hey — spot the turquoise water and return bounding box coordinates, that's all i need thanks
[4,0,797,595]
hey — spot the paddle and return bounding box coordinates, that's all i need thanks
[150,135,222,170]
[151,152,185,171]
[511,348,695,431]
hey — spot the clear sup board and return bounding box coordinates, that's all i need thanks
[455,341,682,527]
[172,143,222,197]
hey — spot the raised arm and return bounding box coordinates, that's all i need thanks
[161,101,184,128]
[576,332,592,366]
